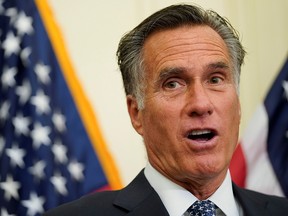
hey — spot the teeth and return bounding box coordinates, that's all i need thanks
[189,130,211,136]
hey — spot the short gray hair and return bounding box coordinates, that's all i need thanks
[117,4,246,109]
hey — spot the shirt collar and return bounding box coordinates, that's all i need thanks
[208,169,239,216]
[144,163,239,216]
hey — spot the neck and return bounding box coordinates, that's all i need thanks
[157,166,228,200]
[179,173,226,200]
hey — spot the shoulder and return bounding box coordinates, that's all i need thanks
[43,190,124,216]
[233,184,288,213]
[43,170,153,216]
[43,170,167,216]
[241,187,288,203]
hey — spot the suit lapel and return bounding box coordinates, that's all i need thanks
[233,183,270,216]
[125,191,169,216]
[115,171,276,216]
[113,170,169,216]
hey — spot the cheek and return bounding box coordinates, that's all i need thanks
[217,94,240,142]
[142,109,174,139]
[223,93,240,123]
[141,102,180,146]
[226,98,241,150]
[143,97,180,124]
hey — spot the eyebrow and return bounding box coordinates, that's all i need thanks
[155,61,230,86]
[206,61,230,70]
[158,61,229,79]
[158,67,186,81]
[153,67,184,88]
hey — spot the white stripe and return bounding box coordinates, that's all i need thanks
[241,104,284,196]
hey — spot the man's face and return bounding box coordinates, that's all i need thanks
[127,25,241,185]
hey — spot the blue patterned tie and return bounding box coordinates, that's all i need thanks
[186,200,216,216]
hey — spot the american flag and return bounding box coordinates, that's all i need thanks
[0,0,121,215]
[230,57,288,197]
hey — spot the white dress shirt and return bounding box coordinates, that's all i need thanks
[144,163,243,216]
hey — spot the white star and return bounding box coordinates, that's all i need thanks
[0,175,21,201]
[50,173,68,195]
[20,47,31,66]
[282,80,288,101]
[30,90,51,114]
[16,79,32,104]
[34,62,51,84]
[6,144,26,168]
[5,8,18,24]
[0,0,5,15]
[2,31,20,57]
[68,160,85,181]
[12,113,31,136]
[28,160,46,181]
[0,101,10,122]
[0,136,5,155]
[1,208,16,216]
[15,12,33,36]
[31,122,51,149]
[21,192,45,216]
[52,140,68,164]
[1,67,17,89]
[52,111,66,132]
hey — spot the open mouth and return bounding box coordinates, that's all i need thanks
[187,129,216,141]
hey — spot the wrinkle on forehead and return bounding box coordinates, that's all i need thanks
[142,25,231,74]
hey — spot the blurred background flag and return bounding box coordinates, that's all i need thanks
[230,57,288,198]
[0,0,122,215]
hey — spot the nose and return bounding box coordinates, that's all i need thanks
[185,82,213,117]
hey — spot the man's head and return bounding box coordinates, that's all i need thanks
[117,4,246,197]
[117,4,245,109]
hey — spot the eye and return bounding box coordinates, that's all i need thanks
[164,80,182,89]
[209,76,223,84]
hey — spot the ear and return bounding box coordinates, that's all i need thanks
[126,95,143,135]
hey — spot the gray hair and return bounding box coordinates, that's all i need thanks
[117,4,246,109]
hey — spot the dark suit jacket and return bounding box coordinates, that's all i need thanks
[44,170,288,216]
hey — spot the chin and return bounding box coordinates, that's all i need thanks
[191,157,226,175]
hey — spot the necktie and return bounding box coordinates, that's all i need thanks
[185,200,216,216]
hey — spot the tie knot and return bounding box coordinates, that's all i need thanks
[186,200,216,216]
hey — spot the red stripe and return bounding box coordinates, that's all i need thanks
[230,144,247,187]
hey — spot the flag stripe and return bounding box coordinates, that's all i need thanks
[231,57,288,197]
[34,0,122,190]
[264,58,288,197]
[241,105,284,196]
[229,144,246,187]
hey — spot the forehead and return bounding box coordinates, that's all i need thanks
[142,25,231,75]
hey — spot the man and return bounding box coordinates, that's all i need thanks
[44,4,288,216]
